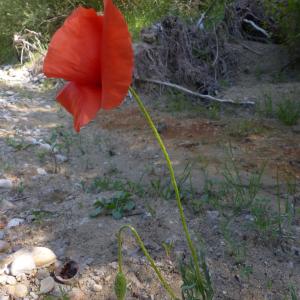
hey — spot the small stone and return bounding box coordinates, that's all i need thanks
[10,253,36,276]
[92,283,103,292]
[0,180,13,189]
[5,275,16,285]
[0,295,9,300]
[55,154,68,163]
[0,275,7,284]
[37,168,47,175]
[31,247,56,267]
[67,288,85,300]
[13,283,28,298]
[40,276,55,294]
[39,143,52,151]
[206,210,220,220]
[24,137,38,145]
[30,292,38,299]
[0,241,9,253]
[36,269,50,280]
[7,218,24,228]
[109,261,118,270]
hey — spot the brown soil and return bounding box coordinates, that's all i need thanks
[0,41,299,299]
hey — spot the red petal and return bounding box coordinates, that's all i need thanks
[44,7,103,85]
[101,0,134,109]
[57,83,102,132]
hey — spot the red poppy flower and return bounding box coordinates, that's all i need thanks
[43,0,133,132]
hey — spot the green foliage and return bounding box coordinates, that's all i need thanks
[90,191,135,219]
[276,99,300,126]
[0,0,202,63]
[180,255,213,300]
[264,0,300,55]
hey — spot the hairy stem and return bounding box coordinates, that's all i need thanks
[129,87,204,290]
[118,225,179,300]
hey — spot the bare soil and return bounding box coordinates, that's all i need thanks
[0,41,299,299]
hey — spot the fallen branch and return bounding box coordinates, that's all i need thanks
[243,19,270,39]
[138,78,255,106]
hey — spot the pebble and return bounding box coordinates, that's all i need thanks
[36,268,50,280]
[0,241,9,253]
[7,218,24,228]
[55,154,68,163]
[0,275,7,284]
[12,283,29,298]
[31,247,56,267]
[0,180,13,189]
[10,253,36,276]
[37,168,47,175]
[5,275,16,285]
[206,210,220,220]
[39,143,52,151]
[40,276,55,294]
[68,288,86,300]
[92,283,103,292]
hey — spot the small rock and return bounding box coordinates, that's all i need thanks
[0,180,13,189]
[24,137,39,145]
[5,275,16,285]
[0,295,9,300]
[68,288,85,300]
[206,210,220,220]
[31,247,56,267]
[92,283,103,292]
[36,269,50,280]
[0,241,9,253]
[55,154,68,163]
[37,168,47,175]
[30,292,38,299]
[7,218,24,228]
[109,261,118,270]
[40,276,55,294]
[10,253,36,276]
[39,143,52,151]
[13,283,28,298]
[0,231,5,240]
[0,275,7,284]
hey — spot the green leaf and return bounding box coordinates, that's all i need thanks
[114,272,127,300]
[112,209,123,220]
[123,200,135,211]
[89,206,103,218]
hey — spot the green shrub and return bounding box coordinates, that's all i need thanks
[0,0,203,64]
[264,0,300,56]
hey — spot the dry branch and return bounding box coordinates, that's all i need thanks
[139,78,255,106]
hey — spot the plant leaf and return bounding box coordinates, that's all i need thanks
[89,206,103,218]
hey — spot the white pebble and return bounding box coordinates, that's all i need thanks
[40,276,55,294]
[7,218,24,228]
[0,180,13,189]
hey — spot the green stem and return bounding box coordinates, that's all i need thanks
[118,225,179,300]
[129,87,204,289]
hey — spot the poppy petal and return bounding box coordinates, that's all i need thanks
[44,7,103,85]
[57,82,102,132]
[101,0,134,109]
